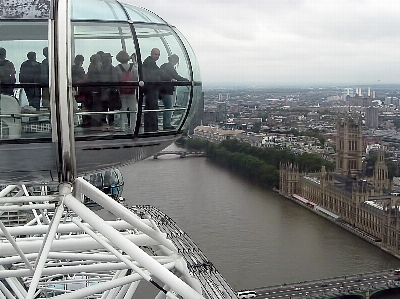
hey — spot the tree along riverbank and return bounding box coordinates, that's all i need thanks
[178,138,335,189]
[178,138,400,260]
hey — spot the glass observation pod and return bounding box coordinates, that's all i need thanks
[0,0,201,183]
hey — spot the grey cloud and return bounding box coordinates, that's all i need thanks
[125,0,400,86]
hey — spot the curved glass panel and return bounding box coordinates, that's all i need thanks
[0,0,202,182]
[121,4,167,24]
[0,1,50,19]
[135,25,173,61]
[135,24,192,133]
[72,21,138,134]
[173,27,202,82]
[160,32,191,80]
[0,19,54,182]
[71,0,128,21]
[0,21,50,139]
[72,22,136,64]
[173,86,191,129]
[183,85,202,130]
[122,3,166,24]
[82,168,124,200]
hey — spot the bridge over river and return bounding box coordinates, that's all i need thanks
[245,269,400,299]
[153,150,205,159]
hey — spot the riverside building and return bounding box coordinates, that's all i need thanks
[280,113,400,257]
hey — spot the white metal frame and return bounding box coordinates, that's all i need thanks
[0,179,205,299]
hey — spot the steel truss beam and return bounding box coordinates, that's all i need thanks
[0,180,204,299]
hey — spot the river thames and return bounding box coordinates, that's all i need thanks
[119,145,400,291]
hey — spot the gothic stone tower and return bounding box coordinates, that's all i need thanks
[373,149,390,195]
[336,114,363,176]
[279,163,299,197]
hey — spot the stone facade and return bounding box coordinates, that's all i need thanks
[279,113,400,257]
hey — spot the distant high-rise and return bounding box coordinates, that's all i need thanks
[365,106,379,129]
[216,101,227,123]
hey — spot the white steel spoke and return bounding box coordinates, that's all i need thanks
[122,281,140,299]
[63,193,203,299]
[0,180,237,298]
[27,203,65,299]
[72,217,157,283]
[0,221,33,271]
[73,178,177,252]
[0,281,16,299]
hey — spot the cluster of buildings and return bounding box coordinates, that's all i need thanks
[193,114,400,257]
[193,125,334,159]
[199,86,400,171]
[196,87,400,257]
[280,114,400,258]
[201,86,400,132]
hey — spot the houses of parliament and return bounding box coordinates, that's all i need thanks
[280,113,400,258]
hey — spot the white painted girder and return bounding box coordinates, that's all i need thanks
[0,180,205,298]
[0,258,177,280]
[63,191,203,298]
[0,233,160,255]
[0,219,151,236]
[73,177,177,253]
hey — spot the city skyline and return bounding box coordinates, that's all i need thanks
[129,0,400,88]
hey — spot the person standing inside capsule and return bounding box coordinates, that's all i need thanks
[86,53,102,127]
[41,47,50,109]
[100,52,118,128]
[19,51,42,110]
[142,48,175,132]
[115,50,138,132]
[0,47,16,96]
[130,53,137,66]
[142,48,162,132]
[160,54,188,130]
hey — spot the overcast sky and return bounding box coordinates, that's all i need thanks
[128,0,400,87]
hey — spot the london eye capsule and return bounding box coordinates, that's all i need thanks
[0,0,202,183]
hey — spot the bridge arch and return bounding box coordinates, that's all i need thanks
[331,295,364,299]
[370,287,400,298]
[153,150,204,159]
[330,287,400,299]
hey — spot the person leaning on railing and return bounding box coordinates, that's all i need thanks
[159,54,189,130]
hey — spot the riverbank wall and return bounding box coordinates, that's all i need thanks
[277,191,400,260]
